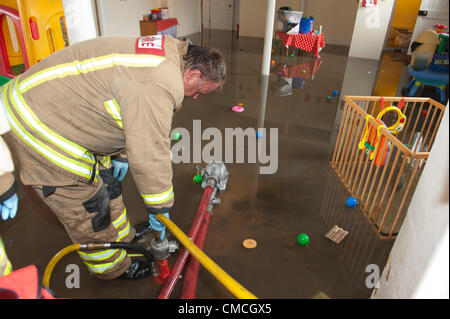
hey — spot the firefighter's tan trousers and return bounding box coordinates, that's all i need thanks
[32,166,136,280]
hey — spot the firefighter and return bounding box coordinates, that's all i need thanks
[1,79,18,276]
[0,35,226,280]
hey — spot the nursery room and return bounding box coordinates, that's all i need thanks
[0,0,448,303]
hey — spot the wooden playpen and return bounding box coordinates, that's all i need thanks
[331,96,446,238]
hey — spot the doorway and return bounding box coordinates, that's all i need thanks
[202,0,239,31]
[385,0,422,56]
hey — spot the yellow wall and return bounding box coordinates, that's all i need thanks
[391,0,422,31]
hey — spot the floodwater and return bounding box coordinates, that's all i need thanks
[0,30,394,299]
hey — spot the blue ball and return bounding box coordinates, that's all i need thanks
[346,197,358,208]
[332,90,338,96]
[256,132,263,139]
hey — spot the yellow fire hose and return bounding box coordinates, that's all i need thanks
[156,213,257,299]
[42,215,257,299]
[43,244,81,288]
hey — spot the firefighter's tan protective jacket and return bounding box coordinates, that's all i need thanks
[1,35,188,214]
[0,90,15,198]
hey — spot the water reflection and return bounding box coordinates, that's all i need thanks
[271,58,323,96]
[319,166,394,295]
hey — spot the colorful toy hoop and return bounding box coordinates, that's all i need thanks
[376,106,407,135]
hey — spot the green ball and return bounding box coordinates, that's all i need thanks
[173,132,181,141]
[290,53,294,57]
[297,233,310,246]
[193,174,203,184]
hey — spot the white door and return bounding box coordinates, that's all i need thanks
[210,0,233,30]
[408,0,449,54]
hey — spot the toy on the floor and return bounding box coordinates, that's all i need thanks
[232,105,244,113]
[243,239,257,249]
[193,174,203,184]
[193,166,203,184]
[0,0,69,79]
[172,131,181,141]
[345,196,358,208]
[332,90,338,96]
[297,233,309,246]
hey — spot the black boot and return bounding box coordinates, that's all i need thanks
[132,221,152,243]
[118,259,152,280]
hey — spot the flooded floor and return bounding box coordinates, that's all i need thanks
[0,30,395,299]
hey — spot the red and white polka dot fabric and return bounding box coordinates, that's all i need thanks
[274,58,323,78]
[277,32,325,58]
[156,18,179,32]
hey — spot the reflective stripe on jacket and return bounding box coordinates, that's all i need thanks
[1,35,187,212]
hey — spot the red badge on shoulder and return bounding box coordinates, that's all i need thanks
[135,35,166,56]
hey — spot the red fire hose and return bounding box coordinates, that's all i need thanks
[157,185,213,299]
[180,210,211,298]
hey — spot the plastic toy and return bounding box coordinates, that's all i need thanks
[359,116,390,166]
[232,105,244,113]
[346,196,357,208]
[359,98,406,166]
[0,0,69,79]
[0,75,10,86]
[0,2,28,78]
[243,239,257,249]
[193,174,203,184]
[172,131,181,141]
[376,106,406,135]
[433,24,447,34]
[297,233,309,246]
[193,166,203,184]
[332,90,338,96]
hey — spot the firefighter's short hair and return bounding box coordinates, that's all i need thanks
[184,44,226,87]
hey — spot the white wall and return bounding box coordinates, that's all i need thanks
[62,0,98,44]
[167,0,201,37]
[303,0,358,46]
[238,0,268,38]
[97,0,161,36]
[238,0,358,46]
[348,0,395,60]
[373,105,449,299]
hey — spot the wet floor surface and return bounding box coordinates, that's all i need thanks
[0,30,394,299]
